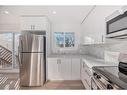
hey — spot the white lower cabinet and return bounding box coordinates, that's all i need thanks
[81,60,92,89]
[47,57,80,80]
[71,58,80,80]
[47,58,59,80]
[60,58,71,80]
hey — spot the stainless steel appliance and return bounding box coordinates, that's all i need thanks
[118,53,127,75]
[18,31,46,87]
[106,11,127,38]
[92,66,127,90]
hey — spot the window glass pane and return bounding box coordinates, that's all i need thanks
[54,32,64,47]
[0,33,13,69]
[0,33,13,50]
[65,32,75,47]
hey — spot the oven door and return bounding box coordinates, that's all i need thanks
[91,77,105,90]
[91,77,107,90]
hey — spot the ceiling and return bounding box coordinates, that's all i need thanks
[0,6,94,24]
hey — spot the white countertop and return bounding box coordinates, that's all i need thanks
[82,55,119,69]
[48,54,84,58]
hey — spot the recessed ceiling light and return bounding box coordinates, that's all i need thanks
[4,11,9,14]
[52,11,56,14]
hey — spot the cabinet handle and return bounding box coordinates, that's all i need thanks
[57,59,59,64]
[102,35,104,42]
[59,59,61,64]
[31,25,35,30]
[32,25,34,30]
[33,25,35,30]
[57,59,61,64]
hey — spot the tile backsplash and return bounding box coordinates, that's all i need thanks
[81,38,127,59]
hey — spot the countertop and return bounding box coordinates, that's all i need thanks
[82,55,119,69]
[48,54,84,58]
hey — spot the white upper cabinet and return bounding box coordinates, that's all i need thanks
[20,16,49,31]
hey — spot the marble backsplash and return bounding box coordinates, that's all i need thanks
[81,38,127,59]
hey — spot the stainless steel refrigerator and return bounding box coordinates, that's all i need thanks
[18,31,46,87]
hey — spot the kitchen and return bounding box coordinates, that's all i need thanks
[0,5,127,90]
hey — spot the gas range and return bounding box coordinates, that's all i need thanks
[92,66,127,90]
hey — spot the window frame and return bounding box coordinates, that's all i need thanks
[54,32,75,49]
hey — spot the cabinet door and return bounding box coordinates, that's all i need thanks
[34,22,48,31]
[47,58,59,80]
[60,58,71,80]
[32,17,48,31]
[21,17,33,30]
[71,58,80,80]
[81,60,91,89]
[84,69,91,89]
[81,60,85,81]
[21,16,48,30]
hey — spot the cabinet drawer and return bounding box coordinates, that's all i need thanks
[84,72,91,87]
[83,62,92,76]
[84,68,91,77]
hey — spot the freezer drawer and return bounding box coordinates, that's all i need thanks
[20,53,45,86]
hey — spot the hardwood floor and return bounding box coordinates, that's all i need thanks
[21,80,85,90]
[0,73,85,90]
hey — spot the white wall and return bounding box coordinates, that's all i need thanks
[81,6,122,44]
[0,14,20,32]
[51,23,81,54]
[81,6,124,58]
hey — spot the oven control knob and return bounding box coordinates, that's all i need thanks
[107,84,113,89]
[96,75,101,79]
[93,73,97,76]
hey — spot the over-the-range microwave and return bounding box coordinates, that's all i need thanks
[106,11,127,39]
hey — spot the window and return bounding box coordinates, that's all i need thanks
[54,32,64,48]
[0,33,13,50]
[54,32,75,48]
[4,33,13,41]
[0,32,21,69]
[65,32,75,47]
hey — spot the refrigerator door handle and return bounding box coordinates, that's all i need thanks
[18,39,23,66]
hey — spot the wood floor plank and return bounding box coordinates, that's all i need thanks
[21,80,85,90]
